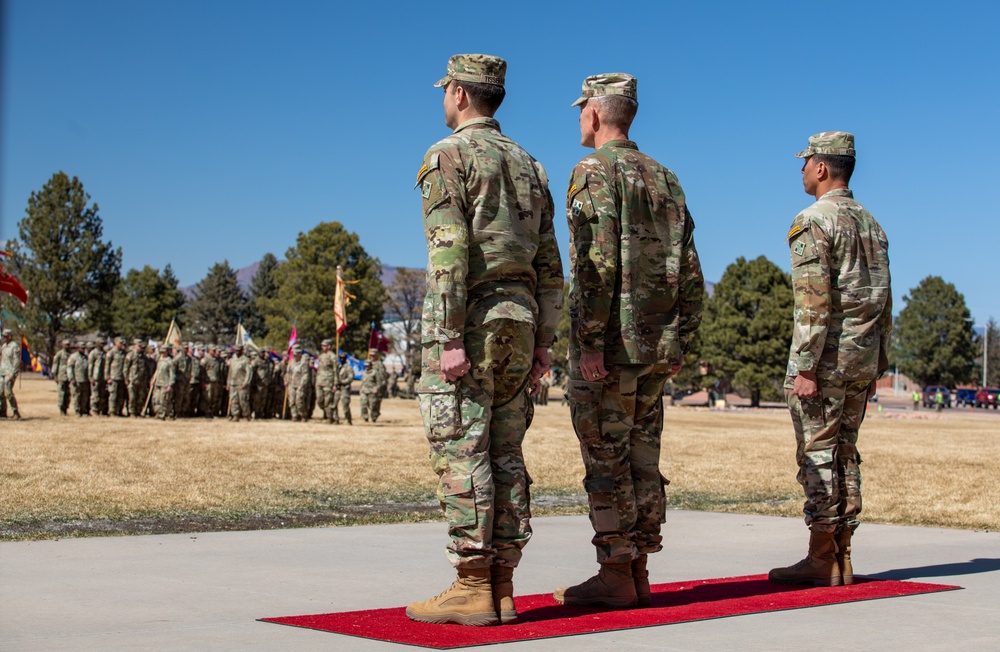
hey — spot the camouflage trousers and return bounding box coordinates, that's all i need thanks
[127,381,148,417]
[108,379,127,416]
[360,391,382,422]
[1,375,17,414]
[71,381,91,415]
[90,380,107,416]
[288,385,310,420]
[203,382,222,417]
[252,385,269,419]
[784,376,872,533]
[334,386,352,423]
[173,382,190,418]
[152,386,173,419]
[567,362,672,565]
[316,385,334,420]
[56,380,71,414]
[229,386,250,418]
[418,318,535,570]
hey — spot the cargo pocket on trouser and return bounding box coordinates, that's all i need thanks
[568,379,603,448]
[583,475,620,532]
[838,441,863,525]
[657,473,670,524]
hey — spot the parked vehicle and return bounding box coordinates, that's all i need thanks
[974,387,999,409]
[955,388,978,407]
[922,385,952,409]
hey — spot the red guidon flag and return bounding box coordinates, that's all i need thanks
[0,251,28,305]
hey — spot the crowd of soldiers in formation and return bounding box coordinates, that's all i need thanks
[47,337,418,424]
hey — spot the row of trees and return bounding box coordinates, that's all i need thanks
[1,172,426,363]
[3,172,995,395]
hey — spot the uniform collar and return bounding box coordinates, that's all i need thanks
[453,117,501,134]
[819,188,853,200]
[598,139,638,151]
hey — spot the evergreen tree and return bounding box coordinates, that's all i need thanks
[700,256,793,407]
[259,221,384,356]
[4,172,122,355]
[110,265,185,341]
[384,266,426,372]
[893,276,976,387]
[973,317,1000,387]
[243,252,279,343]
[185,261,248,345]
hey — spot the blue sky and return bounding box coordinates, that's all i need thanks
[2,1,998,325]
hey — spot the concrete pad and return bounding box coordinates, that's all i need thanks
[2,512,997,650]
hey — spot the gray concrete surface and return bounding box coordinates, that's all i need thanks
[2,511,997,651]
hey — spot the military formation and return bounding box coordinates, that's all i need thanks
[405,54,890,628]
[36,337,396,422]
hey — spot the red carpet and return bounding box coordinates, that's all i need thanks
[260,574,960,648]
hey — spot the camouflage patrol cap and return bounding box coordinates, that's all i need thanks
[796,131,856,158]
[322,339,332,347]
[1,328,12,336]
[291,343,302,353]
[133,338,143,346]
[113,336,124,345]
[85,341,95,349]
[571,73,638,107]
[233,343,244,351]
[434,54,506,88]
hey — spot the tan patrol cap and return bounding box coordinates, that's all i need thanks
[434,54,506,88]
[571,73,638,107]
[796,131,856,158]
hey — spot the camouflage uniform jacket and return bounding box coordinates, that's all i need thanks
[172,351,192,387]
[124,349,148,384]
[203,355,222,383]
[566,139,703,364]
[87,348,106,382]
[0,340,19,379]
[360,363,382,394]
[189,356,201,386]
[337,362,353,388]
[316,352,337,388]
[786,188,892,381]
[252,355,270,386]
[416,117,564,361]
[51,348,70,382]
[287,357,311,389]
[106,347,127,381]
[67,351,89,383]
[153,357,175,389]
[227,355,252,389]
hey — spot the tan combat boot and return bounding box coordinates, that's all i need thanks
[491,565,517,624]
[631,555,651,607]
[406,567,498,626]
[553,562,637,608]
[835,528,854,585]
[768,530,842,587]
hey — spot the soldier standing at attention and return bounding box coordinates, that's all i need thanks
[554,74,703,610]
[171,341,192,418]
[68,342,91,416]
[187,343,202,417]
[316,339,337,423]
[124,339,147,418]
[87,340,107,416]
[106,337,128,417]
[359,349,387,423]
[51,339,72,415]
[152,344,175,420]
[769,132,891,588]
[0,328,21,419]
[406,54,563,627]
[227,344,252,421]
[251,346,271,419]
[334,350,353,425]
[285,344,311,421]
[201,344,222,417]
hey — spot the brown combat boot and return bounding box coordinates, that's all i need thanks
[553,562,637,608]
[835,528,854,585]
[768,530,842,587]
[490,565,517,624]
[631,555,651,607]
[406,567,498,626]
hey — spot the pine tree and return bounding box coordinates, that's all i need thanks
[110,265,186,341]
[184,261,248,345]
[4,172,122,355]
[259,222,384,356]
[699,256,793,407]
[893,276,977,387]
[243,252,279,344]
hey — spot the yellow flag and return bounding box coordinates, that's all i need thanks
[163,318,184,349]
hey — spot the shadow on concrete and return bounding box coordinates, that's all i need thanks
[865,558,1000,581]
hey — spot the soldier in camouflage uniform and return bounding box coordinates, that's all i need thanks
[171,342,192,418]
[227,344,252,421]
[124,339,148,418]
[272,353,288,419]
[67,342,91,416]
[251,347,271,419]
[105,337,128,417]
[187,343,202,417]
[151,345,175,420]
[406,54,563,627]
[334,350,353,425]
[0,329,21,419]
[285,344,312,421]
[201,345,222,417]
[315,339,337,423]
[87,340,107,416]
[769,132,891,588]
[554,74,703,610]
[51,339,72,415]
[359,349,388,423]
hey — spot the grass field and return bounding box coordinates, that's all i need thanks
[2,373,998,541]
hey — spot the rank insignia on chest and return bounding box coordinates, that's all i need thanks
[571,199,583,217]
[793,241,806,256]
[421,181,432,199]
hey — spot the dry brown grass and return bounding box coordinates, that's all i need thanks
[2,374,997,540]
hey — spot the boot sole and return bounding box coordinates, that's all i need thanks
[767,573,843,587]
[404,607,498,626]
[499,610,517,624]
[553,591,637,608]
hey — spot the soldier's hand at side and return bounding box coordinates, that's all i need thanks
[794,371,819,399]
[529,347,550,385]
[578,351,607,381]
[440,340,471,383]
